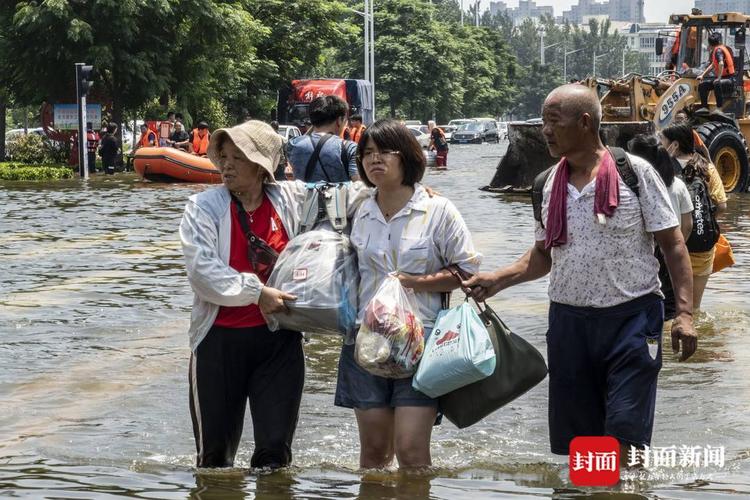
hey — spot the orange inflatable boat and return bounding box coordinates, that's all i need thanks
[133,147,222,183]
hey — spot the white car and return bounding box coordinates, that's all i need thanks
[404,120,422,127]
[448,118,476,128]
[438,125,456,141]
[276,125,302,141]
[406,125,430,148]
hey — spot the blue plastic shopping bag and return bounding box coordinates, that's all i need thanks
[412,301,496,398]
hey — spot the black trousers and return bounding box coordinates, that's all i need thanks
[699,78,734,108]
[87,152,97,173]
[189,324,305,468]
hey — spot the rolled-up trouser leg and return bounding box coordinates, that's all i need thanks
[247,329,305,468]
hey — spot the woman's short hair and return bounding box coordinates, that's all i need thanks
[356,119,426,187]
[628,134,675,187]
[661,123,695,155]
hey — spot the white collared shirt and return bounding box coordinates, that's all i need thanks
[350,183,482,330]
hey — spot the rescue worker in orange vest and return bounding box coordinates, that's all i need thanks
[86,122,100,174]
[697,32,736,111]
[190,122,211,155]
[667,27,698,72]
[134,124,157,152]
[348,114,366,143]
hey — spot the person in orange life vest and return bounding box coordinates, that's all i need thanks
[348,114,366,143]
[134,124,157,152]
[86,122,100,174]
[190,122,211,155]
[697,32,736,110]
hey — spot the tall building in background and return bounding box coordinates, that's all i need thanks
[694,0,750,14]
[563,0,646,25]
[489,1,555,25]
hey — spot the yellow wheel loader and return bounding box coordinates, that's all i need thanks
[487,12,750,193]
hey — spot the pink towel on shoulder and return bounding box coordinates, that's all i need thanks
[544,150,620,249]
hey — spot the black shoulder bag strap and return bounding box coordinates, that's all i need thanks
[303,133,334,182]
[531,165,555,228]
[340,139,353,180]
[608,146,639,197]
[229,193,279,267]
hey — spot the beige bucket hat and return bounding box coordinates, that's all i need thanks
[207,120,282,182]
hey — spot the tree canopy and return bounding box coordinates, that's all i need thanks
[0,0,659,132]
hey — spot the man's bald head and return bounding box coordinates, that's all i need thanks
[544,84,602,130]
[542,84,604,157]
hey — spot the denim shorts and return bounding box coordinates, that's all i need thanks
[334,343,438,410]
[546,294,664,455]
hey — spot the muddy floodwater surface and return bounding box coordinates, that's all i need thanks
[2,143,750,498]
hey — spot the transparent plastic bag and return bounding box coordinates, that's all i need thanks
[354,274,425,378]
[412,301,496,398]
[265,230,358,336]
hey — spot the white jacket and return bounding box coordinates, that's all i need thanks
[179,181,366,351]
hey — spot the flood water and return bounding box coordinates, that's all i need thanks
[2,143,750,499]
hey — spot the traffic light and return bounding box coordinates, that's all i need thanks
[77,64,94,97]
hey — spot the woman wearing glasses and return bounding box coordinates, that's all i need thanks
[179,120,365,470]
[335,119,481,469]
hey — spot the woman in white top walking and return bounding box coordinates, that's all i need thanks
[335,119,481,469]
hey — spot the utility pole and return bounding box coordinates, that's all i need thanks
[370,0,375,119]
[364,0,370,82]
[460,0,464,26]
[593,51,609,76]
[75,63,94,179]
[564,46,585,82]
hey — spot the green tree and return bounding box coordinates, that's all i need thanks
[374,0,465,121]
[0,1,266,135]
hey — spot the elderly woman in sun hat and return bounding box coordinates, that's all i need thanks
[179,120,368,470]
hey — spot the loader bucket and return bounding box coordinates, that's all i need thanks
[483,121,655,192]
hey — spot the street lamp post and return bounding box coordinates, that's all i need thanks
[539,30,561,65]
[593,51,610,76]
[564,46,584,82]
[369,0,375,119]
[348,3,375,119]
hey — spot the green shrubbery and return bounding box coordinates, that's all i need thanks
[0,162,76,181]
[5,132,69,164]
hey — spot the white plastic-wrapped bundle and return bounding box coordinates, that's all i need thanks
[354,275,425,378]
[265,230,358,336]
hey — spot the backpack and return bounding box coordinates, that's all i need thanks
[532,147,638,228]
[685,176,720,252]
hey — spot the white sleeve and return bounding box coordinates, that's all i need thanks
[179,200,263,307]
[676,180,694,214]
[435,199,482,274]
[631,156,679,232]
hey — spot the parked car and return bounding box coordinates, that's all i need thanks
[450,120,499,144]
[438,125,456,141]
[5,127,45,142]
[5,128,46,159]
[448,118,476,128]
[276,124,302,141]
[406,125,430,148]
[404,120,422,127]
